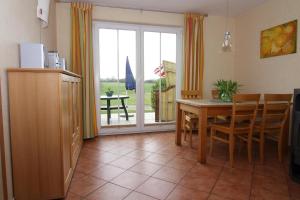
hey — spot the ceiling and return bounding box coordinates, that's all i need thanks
[60,0,268,16]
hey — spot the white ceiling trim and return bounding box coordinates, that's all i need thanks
[59,0,268,17]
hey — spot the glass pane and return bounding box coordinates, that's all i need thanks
[161,33,177,122]
[99,29,118,81]
[144,32,177,124]
[144,32,161,124]
[161,33,176,63]
[118,30,137,125]
[99,29,137,126]
[99,29,117,126]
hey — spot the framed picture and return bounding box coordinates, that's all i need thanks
[260,20,297,58]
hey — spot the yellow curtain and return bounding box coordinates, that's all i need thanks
[71,3,98,139]
[183,13,205,96]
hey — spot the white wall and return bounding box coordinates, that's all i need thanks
[234,0,300,94]
[203,16,235,98]
[0,0,57,199]
[56,3,235,98]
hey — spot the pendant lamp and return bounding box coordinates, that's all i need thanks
[222,0,232,52]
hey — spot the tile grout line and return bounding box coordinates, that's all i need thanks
[68,150,110,199]
[77,148,141,199]
[108,152,157,199]
[130,150,179,200]
[84,138,237,199]
[78,134,293,200]
[81,145,175,200]
[122,148,190,200]
[283,159,293,200]
[116,140,215,199]
[248,159,255,200]
[80,181,110,199]
[81,157,144,199]
[207,161,225,199]
[119,177,159,200]
[162,163,196,200]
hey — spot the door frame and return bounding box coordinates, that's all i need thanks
[93,21,183,135]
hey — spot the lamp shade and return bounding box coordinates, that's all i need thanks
[222,31,232,52]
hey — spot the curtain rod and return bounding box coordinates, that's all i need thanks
[58,1,209,17]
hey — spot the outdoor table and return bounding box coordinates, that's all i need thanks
[100,95,129,124]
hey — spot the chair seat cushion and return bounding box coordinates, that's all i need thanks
[216,115,230,121]
[187,113,198,119]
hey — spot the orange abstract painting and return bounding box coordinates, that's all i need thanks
[260,20,297,58]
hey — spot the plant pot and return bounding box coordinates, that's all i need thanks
[105,91,114,97]
[211,89,220,100]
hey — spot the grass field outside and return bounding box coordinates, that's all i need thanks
[100,81,155,114]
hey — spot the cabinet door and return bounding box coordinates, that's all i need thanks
[72,81,78,137]
[78,80,83,144]
[61,80,72,191]
[71,79,82,168]
[75,80,83,139]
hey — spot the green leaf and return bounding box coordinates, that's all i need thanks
[213,79,241,101]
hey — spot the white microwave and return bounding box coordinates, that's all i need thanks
[20,43,48,68]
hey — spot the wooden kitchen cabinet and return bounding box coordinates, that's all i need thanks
[8,69,83,200]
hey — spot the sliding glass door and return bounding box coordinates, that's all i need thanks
[94,22,182,134]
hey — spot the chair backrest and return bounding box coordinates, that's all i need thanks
[262,94,292,129]
[231,94,261,129]
[181,90,202,99]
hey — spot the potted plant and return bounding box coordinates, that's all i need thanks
[214,79,240,102]
[105,88,114,97]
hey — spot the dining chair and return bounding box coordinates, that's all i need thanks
[252,94,292,163]
[181,90,202,148]
[211,89,230,122]
[210,94,260,167]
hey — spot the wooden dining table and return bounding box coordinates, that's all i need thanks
[175,99,290,164]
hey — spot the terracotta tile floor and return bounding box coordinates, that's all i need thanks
[66,132,300,200]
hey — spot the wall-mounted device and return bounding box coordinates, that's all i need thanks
[37,0,50,28]
[20,43,48,68]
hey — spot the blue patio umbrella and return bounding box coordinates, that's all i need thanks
[125,56,136,91]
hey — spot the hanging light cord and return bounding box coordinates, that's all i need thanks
[222,0,232,51]
[225,0,229,32]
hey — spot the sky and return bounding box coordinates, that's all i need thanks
[98,29,176,81]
